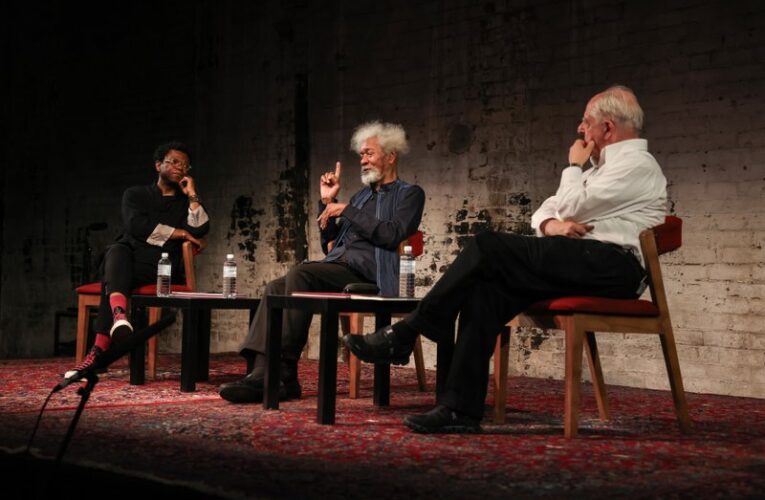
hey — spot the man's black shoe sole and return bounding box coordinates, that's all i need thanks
[219,385,263,404]
[403,416,481,434]
[110,322,133,344]
[219,381,301,404]
[353,352,411,366]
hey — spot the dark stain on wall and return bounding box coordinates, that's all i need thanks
[506,192,531,216]
[505,192,534,236]
[415,275,434,287]
[517,328,551,363]
[274,182,307,263]
[227,195,265,262]
[446,200,496,250]
[273,74,310,264]
[441,192,534,274]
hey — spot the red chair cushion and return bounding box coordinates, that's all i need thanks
[527,296,659,317]
[76,282,191,296]
[76,282,103,295]
[133,284,192,295]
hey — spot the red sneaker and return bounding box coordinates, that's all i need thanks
[64,345,105,379]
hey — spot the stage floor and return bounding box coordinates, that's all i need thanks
[2,353,764,498]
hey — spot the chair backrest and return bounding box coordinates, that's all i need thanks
[652,215,682,255]
[398,230,424,257]
[639,216,682,314]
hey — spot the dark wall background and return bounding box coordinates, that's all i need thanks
[2,0,764,397]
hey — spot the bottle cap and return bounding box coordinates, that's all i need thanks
[226,254,234,259]
[404,245,412,253]
[161,252,169,258]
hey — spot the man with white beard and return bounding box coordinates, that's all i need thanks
[219,121,425,404]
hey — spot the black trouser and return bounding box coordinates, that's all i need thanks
[406,231,646,419]
[239,261,372,362]
[95,243,174,333]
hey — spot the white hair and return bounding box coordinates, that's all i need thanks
[589,85,644,133]
[350,121,410,156]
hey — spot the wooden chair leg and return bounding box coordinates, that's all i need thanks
[346,313,365,399]
[76,295,101,363]
[564,318,585,439]
[493,326,510,424]
[75,298,91,364]
[413,336,427,392]
[147,307,162,380]
[584,331,610,421]
[659,324,692,433]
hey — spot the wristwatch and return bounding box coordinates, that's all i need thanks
[188,194,200,204]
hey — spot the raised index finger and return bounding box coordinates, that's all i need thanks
[334,161,342,179]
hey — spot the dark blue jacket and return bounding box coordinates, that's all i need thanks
[320,179,425,296]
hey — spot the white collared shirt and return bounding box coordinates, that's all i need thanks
[530,138,667,265]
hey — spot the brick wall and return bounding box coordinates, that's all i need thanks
[2,0,763,398]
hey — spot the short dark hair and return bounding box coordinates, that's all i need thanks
[153,141,191,163]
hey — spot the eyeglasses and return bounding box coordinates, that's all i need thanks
[162,158,192,171]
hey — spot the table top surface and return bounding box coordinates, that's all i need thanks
[131,294,260,308]
[131,292,422,313]
[266,293,421,313]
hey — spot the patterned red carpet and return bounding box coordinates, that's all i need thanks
[1,353,764,499]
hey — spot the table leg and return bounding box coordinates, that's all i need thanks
[436,323,455,398]
[247,307,257,374]
[317,311,339,424]
[197,308,211,381]
[180,305,199,392]
[373,312,392,406]
[129,305,147,385]
[263,300,282,410]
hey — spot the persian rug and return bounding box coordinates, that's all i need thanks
[1,354,764,499]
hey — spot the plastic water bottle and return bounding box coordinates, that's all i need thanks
[399,245,415,298]
[223,253,237,298]
[156,252,172,297]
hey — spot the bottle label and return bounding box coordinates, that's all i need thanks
[158,264,171,276]
[223,267,237,278]
[400,261,416,273]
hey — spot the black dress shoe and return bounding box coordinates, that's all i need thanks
[219,372,301,404]
[403,405,481,434]
[343,325,415,365]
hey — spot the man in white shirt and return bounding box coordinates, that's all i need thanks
[345,86,667,433]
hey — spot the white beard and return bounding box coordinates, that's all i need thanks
[360,168,383,186]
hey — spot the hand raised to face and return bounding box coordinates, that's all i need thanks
[179,175,196,196]
[569,139,595,167]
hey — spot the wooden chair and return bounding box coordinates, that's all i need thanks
[338,231,428,397]
[492,216,691,438]
[74,241,199,379]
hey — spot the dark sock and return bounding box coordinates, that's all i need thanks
[249,353,267,378]
[249,354,297,382]
[281,358,298,382]
[391,320,418,344]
